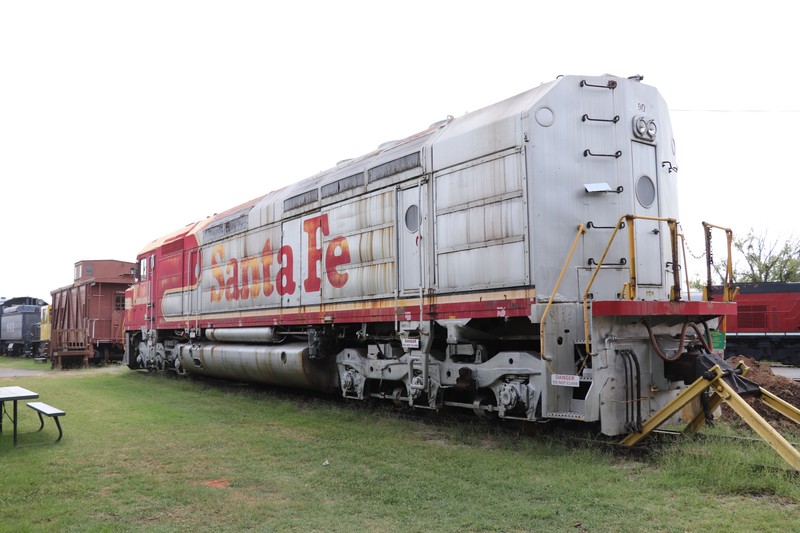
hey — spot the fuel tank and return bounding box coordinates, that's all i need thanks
[176,342,337,392]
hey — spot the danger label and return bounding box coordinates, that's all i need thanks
[551,374,580,387]
[402,338,420,349]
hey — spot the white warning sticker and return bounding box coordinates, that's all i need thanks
[401,338,420,349]
[551,374,580,387]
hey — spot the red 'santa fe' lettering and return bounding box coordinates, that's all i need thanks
[208,215,350,303]
[276,245,296,295]
[224,258,240,301]
[326,236,350,288]
[210,245,226,303]
[239,256,260,300]
[261,239,274,297]
[303,214,329,292]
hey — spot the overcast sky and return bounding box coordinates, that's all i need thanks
[1,1,797,301]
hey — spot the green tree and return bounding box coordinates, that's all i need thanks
[732,231,800,282]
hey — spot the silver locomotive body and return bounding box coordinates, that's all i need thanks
[126,75,733,436]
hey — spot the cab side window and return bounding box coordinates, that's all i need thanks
[139,258,148,281]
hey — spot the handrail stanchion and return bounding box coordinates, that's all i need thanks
[540,225,586,372]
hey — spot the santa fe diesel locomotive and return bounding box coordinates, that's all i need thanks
[124,74,737,437]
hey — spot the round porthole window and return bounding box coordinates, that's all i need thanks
[535,106,555,127]
[404,204,420,233]
[636,175,656,208]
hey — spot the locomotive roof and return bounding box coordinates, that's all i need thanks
[136,195,267,256]
[713,282,800,294]
[0,296,47,308]
[138,75,643,257]
[1,304,41,314]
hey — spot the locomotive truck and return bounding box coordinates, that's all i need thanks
[124,74,799,464]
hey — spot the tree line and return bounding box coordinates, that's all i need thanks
[703,231,800,285]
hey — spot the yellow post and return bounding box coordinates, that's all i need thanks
[684,360,751,434]
[625,215,637,300]
[619,366,726,447]
[623,362,800,471]
[714,379,800,470]
[759,389,800,425]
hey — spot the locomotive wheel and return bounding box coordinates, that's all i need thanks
[472,393,494,418]
[391,386,405,407]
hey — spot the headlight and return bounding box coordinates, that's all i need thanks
[633,116,657,140]
[635,117,648,136]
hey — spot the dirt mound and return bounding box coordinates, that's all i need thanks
[720,356,800,430]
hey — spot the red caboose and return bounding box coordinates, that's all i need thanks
[50,259,136,368]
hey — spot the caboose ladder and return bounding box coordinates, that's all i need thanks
[620,358,800,471]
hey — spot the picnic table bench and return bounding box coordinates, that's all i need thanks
[26,402,66,443]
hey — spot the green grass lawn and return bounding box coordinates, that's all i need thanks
[1,357,798,532]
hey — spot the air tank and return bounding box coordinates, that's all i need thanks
[205,327,282,343]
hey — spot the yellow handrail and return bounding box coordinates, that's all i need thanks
[581,214,627,355]
[679,233,691,301]
[702,222,735,303]
[582,214,681,355]
[540,225,586,369]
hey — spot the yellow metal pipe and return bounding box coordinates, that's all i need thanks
[581,214,682,355]
[716,380,800,471]
[626,215,637,300]
[582,215,627,355]
[625,362,800,471]
[684,360,751,434]
[619,366,726,447]
[760,388,800,425]
[702,222,735,302]
[679,233,691,301]
[724,228,734,302]
[668,220,681,301]
[540,225,586,367]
